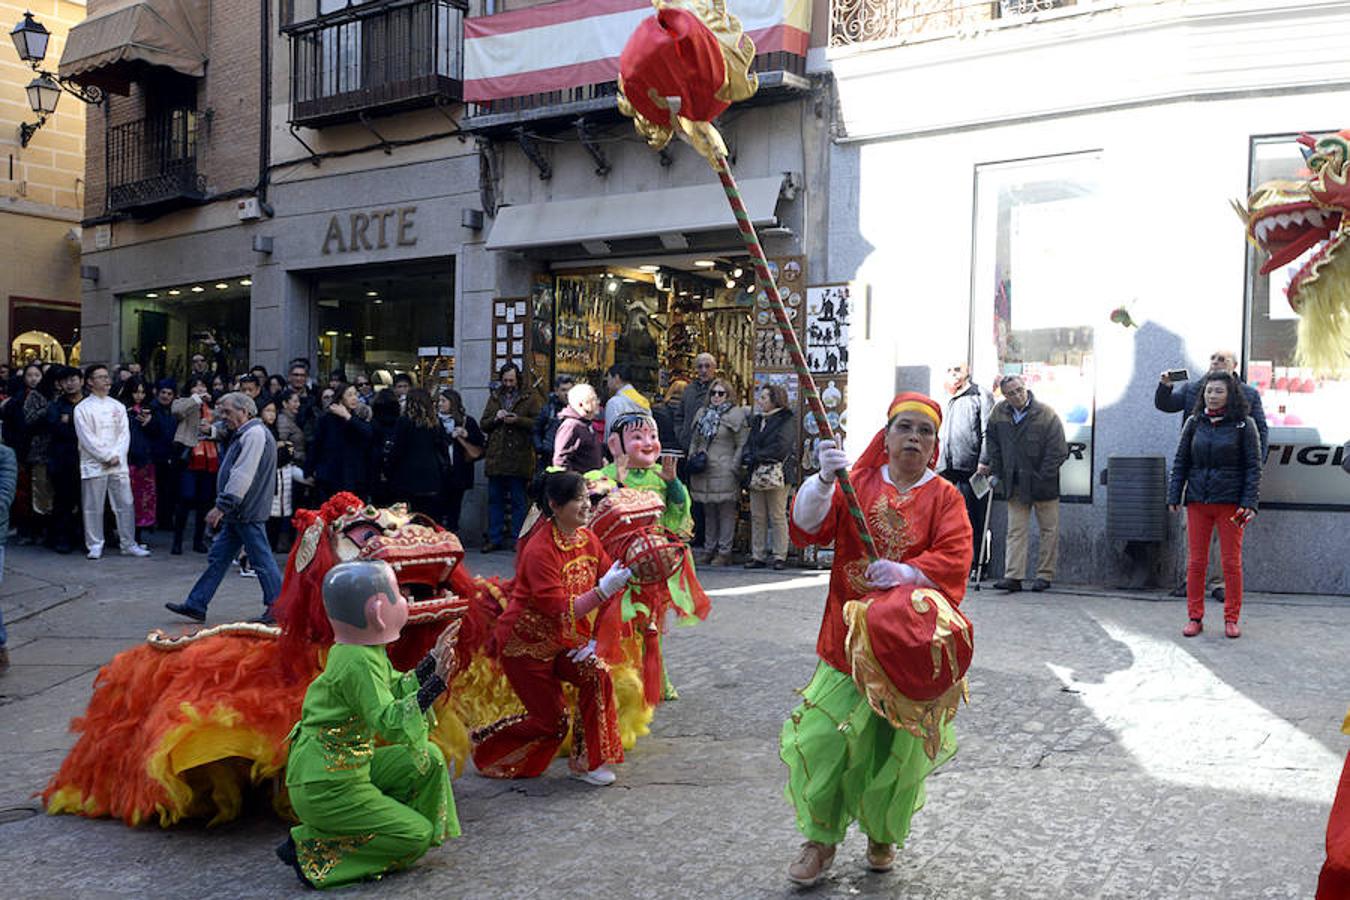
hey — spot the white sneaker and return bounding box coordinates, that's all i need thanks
[239,566,258,578]
[86,549,102,560]
[121,544,151,558]
[570,766,616,787]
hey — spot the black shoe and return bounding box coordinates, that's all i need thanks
[250,609,277,626]
[772,559,786,571]
[54,542,72,555]
[164,602,206,623]
[481,542,498,554]
[192,540,208,553]
[275,836,314,890]
[1030,579,1052,592]
[744,559,767,569]
[170,539,183,556]
[1169,583,1187,598]
[994,578,1022,592]
[1211,586,1225,602]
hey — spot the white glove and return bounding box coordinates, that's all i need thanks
[567,639,597,663]
[817,440,849,484]
[865,559,919,589]
[598,562,632,599]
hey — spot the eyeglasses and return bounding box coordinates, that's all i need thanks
[355,381,369,388]
[710,389,727,396]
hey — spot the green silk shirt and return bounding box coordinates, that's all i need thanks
[285,643,433,786]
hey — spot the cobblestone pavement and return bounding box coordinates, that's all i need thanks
[0,541,1344,899]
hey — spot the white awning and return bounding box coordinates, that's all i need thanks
[485,176,787,252]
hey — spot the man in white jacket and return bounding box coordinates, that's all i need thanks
[74,364,149,560]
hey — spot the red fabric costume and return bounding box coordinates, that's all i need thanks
[1319,739,1350,899]
[471,522,624,778]
[789,394,972,674]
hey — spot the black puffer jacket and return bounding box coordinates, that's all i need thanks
[742,408,797,483]
[1168,413,1262,509]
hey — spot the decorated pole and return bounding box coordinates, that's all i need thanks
[617,0,880,564]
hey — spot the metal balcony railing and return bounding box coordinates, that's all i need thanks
[287,0,467,127]
[830,0,1075,47]
[105,109,206,214]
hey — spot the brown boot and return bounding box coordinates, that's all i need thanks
[787,840,836,886]
[866,838,896,872]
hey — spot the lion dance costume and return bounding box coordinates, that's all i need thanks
[42,493,652,828]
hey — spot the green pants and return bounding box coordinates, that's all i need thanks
[289,743,459,889]
[779,661,956,846]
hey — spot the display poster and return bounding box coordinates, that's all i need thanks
[805,284,850,375]
[752,257,806,371]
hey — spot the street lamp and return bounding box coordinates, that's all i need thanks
[9,10,102,148]
[19,73,60,146]
[9,11,49,63]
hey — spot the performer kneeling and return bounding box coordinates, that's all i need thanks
[780,393,973,885]
[472,469,633,786]
[277,559,460,890]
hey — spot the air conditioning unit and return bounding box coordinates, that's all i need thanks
[237,197,261,220]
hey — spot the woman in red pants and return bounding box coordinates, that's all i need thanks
[1167,371,1262,639]
[472,469,633,785]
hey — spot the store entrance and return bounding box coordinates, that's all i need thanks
[541,255,757,404]
[10,298,80,366]
[119,280,252,381]
[314,259,455,388]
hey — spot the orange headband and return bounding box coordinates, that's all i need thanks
[887,397,941,427]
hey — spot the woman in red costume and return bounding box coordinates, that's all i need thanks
[471,470,633,786]
[780,392,973,885]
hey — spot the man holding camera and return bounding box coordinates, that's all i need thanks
[1155,350,1268,599]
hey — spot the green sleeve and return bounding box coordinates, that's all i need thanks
[341,649,429,747]
[391,668,419,700]
[662,476,692,535]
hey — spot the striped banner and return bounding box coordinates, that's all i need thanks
[464,0,810,103]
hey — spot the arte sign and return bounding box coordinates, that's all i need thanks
[322,206,417,255]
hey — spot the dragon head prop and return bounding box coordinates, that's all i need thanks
[273,493,495,673]
[1238,130,1350,372]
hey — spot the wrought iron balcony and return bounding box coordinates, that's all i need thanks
[286,0,467,128]
[830,0,1076,47]
[106,109,206,215]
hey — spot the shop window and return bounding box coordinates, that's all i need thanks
[10,299,80,366]
[553,273,664,394]
[119,281,251,381]
[971,152,1100,502]
[315,259,454,388]
[1245,135,1350,508]
[546,269,756,404]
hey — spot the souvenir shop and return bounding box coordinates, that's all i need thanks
[511,255,766,405]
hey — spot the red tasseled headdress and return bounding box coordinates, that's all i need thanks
[852,392,943,473]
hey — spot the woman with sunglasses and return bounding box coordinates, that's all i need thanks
[688,379,750,566]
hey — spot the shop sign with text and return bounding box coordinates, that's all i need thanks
[1260,441,1350,508]
[322,207,417,255]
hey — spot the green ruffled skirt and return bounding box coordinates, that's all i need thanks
[779,661,956,846]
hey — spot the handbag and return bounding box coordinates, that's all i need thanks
[188,439,219,473]
[687,450,709,475]
[749,461,785,491]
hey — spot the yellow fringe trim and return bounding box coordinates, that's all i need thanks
[146,704,284,827]
[1294,270,1350,374]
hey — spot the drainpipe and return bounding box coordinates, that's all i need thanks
[256,0,275,216]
